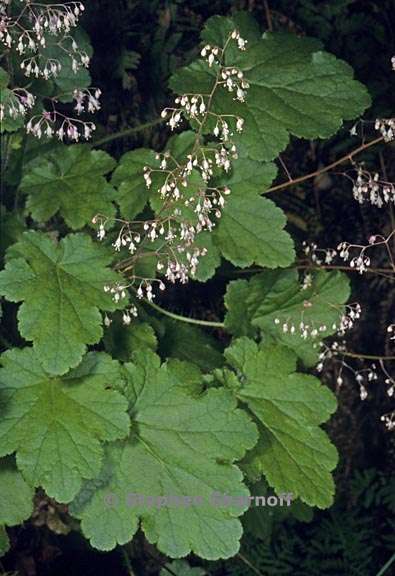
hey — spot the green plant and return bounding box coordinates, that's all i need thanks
[2,1,392,568]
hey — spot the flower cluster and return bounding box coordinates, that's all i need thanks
[162,30,248,131]
[73,88,101,115]
[351,165,395,206]
[338,232,395,274]
[375,118,395,142]
[303,231,395,275]
[273,314,329,340]
[381,411,395,431]
[272,302,360,342]
[303,241,337,266]
[1,1,101,141]
[372,57,395,143]
[337,241,372,274]
[103,275,165,308]
[317,341,376,401]
[200,29,246,67]
[219,66,250,102]
[0,87,35,122]
[26,110,96,140]
[336,303,362,335]
[1,2,87,75]
[96,28,250,321]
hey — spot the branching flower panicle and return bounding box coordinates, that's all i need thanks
[1,1,86,73]
[373,57,394,142]
[303,231,395,275]
[96,28,249,321]
[0,86,35,121]
[348,165,395,207]
[0,1,100,140]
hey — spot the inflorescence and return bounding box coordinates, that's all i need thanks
[0,1,100,140]
[349,165,395,207]
[93,28,249,322]
[303,231,395,275]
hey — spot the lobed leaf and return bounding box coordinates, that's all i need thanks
[112,148,159,219]
[0,349,130,502]
[213,195,295,268]
[0,231,123,375]
[171,16,371,162]
[224,269,350,365]
[21,145,116,229]
[224,338,338,508]
[0,456,34,526]
[71,349,258,559]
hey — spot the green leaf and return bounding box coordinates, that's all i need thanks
[242,479,291,541]
[104,319,157,361]
[0,526,9,557]
[213,157,278,196]
[224,279,257,338]
[112,148,159,219]
[225,338,338,508]
[71,349,258,559]
[225,270,350,366]
[0,349,130,503]
[178,231,221,282]
[159,319,224,372]
[0,231,123,375]
[0,67,9,89]
[47,28,93,98]
[0,456,34,526]
[0,88,25,132]
[21,145,116,229]
[213,195,295,268]
[170,16,371,162]
[201,14,261,46]
[0,204,25,260]
[251,270,350,366]
[160,560,207,576]
[166,130,196,159]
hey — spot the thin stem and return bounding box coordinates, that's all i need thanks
[297,262,395,281]
[237,552,266,576]
[223,263,395,280]
[278,153,292,181]
[263,0,273,31]
[297,263,395,275]
[267,136,384,194]
[376,552,395,576]
[341,351,395,361]
[93,118,165,147]
[119,546,137,576]
[0,332,12,352]
[141,297,225,328]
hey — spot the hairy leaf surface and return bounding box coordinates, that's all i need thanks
[0,231,122,374]
[21,145,116,229]
[0,456,34,526]
[225,270,350,365]
[112,148,158,219]
[224,338,338,508]
[170,16,371,162]
[71,349,258,559]
[0,349,130,502]
[214,195,295,268]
